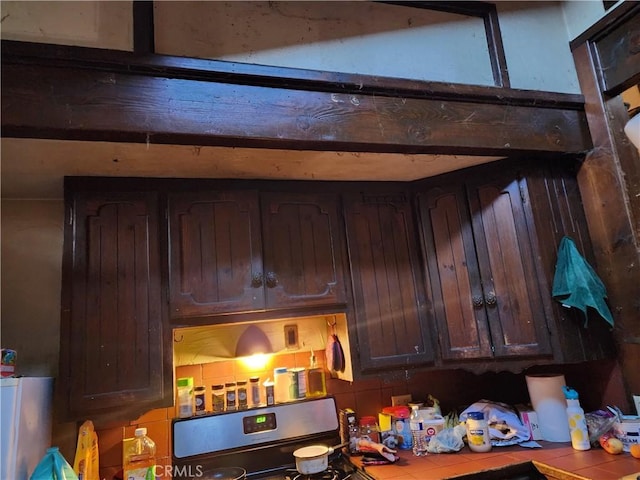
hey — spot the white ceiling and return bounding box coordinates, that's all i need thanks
[1,138,504,199]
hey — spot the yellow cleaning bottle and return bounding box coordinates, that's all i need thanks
[123,428,156,480]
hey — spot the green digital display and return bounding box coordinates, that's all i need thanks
[243,412,276,434]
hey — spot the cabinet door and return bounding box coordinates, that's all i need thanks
[418,185,494,360]
[63,193,170,418]
[467,175,552,357]
[261,192,347,309]
[344,192,434,371]
[168,191,263,318]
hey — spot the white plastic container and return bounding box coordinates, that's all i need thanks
[273,367,290,403]
[176,377,194,418]
[562,386,590,451]
[466,411,492,452]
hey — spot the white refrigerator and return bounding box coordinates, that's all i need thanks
[1,377,54,480]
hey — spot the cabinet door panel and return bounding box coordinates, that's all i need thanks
[67,193,167,416]
[469,178,552,357]
[169,191,263,317]
[419,187,493,360]
[344,193,434,371]
[262,193,346,308]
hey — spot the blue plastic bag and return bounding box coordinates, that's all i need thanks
[30,447,79,480]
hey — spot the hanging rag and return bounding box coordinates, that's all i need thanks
[551,236,614,328]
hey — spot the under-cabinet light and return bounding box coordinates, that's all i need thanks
[235,325,273,358]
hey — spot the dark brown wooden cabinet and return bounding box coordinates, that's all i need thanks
[417,171,552,363]
[59,191,172,420]
[168,190,346,319]
[343,191,435,372]
[168,191,264,317]
[261,192,347,309]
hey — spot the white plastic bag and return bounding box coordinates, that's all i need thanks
[426,424,466,453]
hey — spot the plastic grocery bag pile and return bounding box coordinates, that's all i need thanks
[427,399,531,453]
[460,400,531,447]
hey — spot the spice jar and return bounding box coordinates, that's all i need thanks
[194,386,206,415]
[212,384,225,413]
[466,411,492,452]
[250,376,261,407]
[225,382,237,411]
[237,380,248,410]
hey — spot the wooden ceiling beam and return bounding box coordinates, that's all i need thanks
[1,40,592,156]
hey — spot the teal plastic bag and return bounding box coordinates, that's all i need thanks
[30,447,79,480]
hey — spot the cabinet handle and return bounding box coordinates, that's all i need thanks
[251,273,263,288]
[472,295,484,308]
[265,272,279,288]
[485,292,497,306]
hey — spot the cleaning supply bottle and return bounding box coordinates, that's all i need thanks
[409,405,428,456]
[123,427,156,480]
[306,349,326,397]
[562,386,590,451]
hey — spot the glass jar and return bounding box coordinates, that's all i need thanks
[225,382,237,411]
[194,386,206,415]
[212,384,225,413]
[237,380,248,410]
[250,376,261,407]
[359,416,380,444]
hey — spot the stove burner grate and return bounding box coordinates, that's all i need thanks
[283,467,343,480]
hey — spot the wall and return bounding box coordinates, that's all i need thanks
[0,1,605,94]
[0,200,63,376]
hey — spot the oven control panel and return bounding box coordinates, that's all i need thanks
[172,396,340,459]
[242,412,277,434]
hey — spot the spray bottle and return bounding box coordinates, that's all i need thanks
[562,386,591,451]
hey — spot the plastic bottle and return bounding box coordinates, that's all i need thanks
[306,350,327,398]
[176,377,194,418]
[123,427,156,480]
[466,411,492,452]
[562,386,591,451]
[410,405,428,456]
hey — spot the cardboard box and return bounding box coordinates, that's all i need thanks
[516,404,542,441]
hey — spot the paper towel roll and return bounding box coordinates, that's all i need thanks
[526,374,570,442]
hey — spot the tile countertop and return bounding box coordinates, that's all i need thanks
[349,442,640,480]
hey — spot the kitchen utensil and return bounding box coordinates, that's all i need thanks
[293,442,348,475]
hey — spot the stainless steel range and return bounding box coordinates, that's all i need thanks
[172,396,374,480]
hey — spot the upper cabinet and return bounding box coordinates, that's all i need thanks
[344,191,435,372]
[168,190,347,320]
[60,190,172,420]
[168,191,264,317]
[260,192,347,309]
[417,170,552,363]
